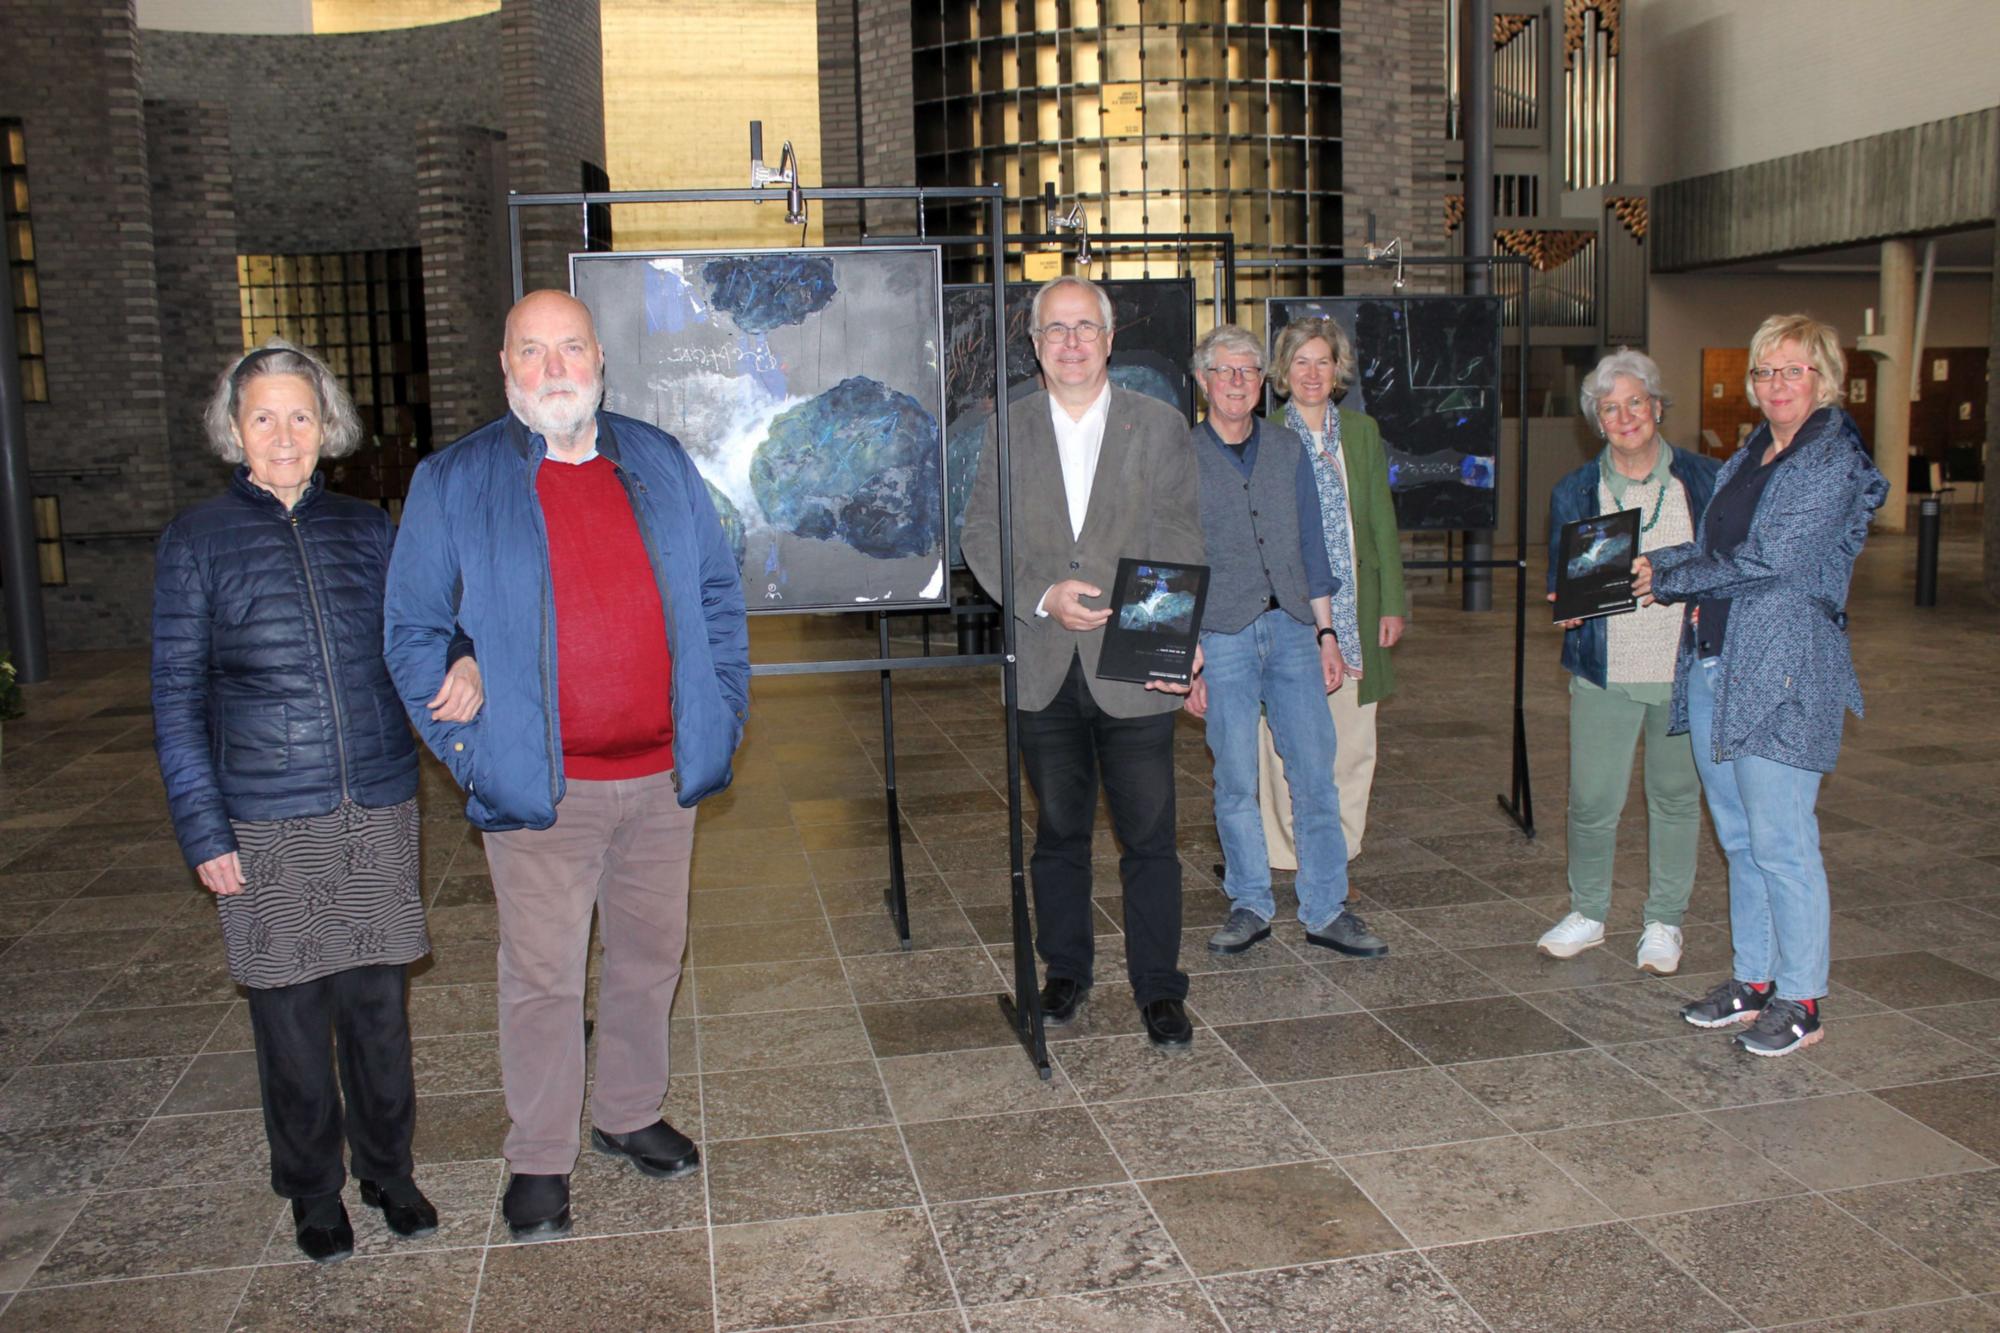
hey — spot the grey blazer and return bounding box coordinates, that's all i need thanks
[962,386,1206,716]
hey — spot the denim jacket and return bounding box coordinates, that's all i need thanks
[1650,408,1887,772]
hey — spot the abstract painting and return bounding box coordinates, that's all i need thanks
[944,278,1196,565]
[1266,296,1502,531]
[573,247,948,612]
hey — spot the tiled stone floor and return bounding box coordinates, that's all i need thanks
[0,523,1996,1330]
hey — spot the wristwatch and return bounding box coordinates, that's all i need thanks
[1316,627,1337,643]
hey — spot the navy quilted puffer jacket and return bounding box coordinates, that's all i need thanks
[152,468,421,869]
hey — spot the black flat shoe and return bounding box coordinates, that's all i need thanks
[1038,976,1089,1027]
[1141,997,1193,1050]
[291,1193,354,1264]
[590,1120,700,1179]
[502,1172,572,1239]
[359,1176,439,1238]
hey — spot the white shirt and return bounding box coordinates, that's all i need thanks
[1037,383,1113,617]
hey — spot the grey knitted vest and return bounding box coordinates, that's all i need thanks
[1193,419,1315,635]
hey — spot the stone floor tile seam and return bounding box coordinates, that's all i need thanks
[1754,1295,2000,1330]
[687,961,730,1333]
[1807,1180,2000,1303]
[1592,1036,1863,1112]
[728,1306,971,1333]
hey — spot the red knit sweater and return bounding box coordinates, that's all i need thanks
[536,456,674,780]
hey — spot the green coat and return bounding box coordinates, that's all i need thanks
[1302,408,1406,706]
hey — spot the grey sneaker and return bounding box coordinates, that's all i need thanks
[1208,908,1272,955]
[1304,909,1389,958]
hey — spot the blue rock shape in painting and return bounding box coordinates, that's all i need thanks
[1109,362,1178,405]
[702,255,838,334]
[751,376,942,560]
[703,477,747,571]
[944,413,986,568]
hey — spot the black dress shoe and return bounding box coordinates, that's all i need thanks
[359,1176,440,1238]
[502,1172,572,1239]
[291,1193,354,1264]
[1038,976,1089,1027]
[1141,998,1193,1050]
[590,1120,700,1179]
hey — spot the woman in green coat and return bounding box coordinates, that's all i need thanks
[1256,316,1408,863]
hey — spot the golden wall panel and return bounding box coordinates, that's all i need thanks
[310,0,496,32]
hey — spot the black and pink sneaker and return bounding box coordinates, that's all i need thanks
[1680,978,1769,1029]
[1734,998,1823,1057]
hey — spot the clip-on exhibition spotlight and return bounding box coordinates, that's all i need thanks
[1042,183,1093,272]
[749,120,807,227]
[1365,234,1408,290]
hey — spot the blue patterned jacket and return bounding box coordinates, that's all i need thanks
[1650,408,1887,772]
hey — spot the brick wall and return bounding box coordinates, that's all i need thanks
[816,0,862,240]
[145,99,241,510]
[1340,0,1452,297]
[140,19,504,255]
[419,124,510,444]
[854,0,917,235]
[0,0,177,651]
[502,0,608,293]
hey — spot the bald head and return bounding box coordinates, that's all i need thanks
[501,289,605,451]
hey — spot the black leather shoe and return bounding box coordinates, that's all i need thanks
[359,1176,439,1238]
[502,1172,572,1239]
[1141,998,1193,1050]
[291,1193,354,1264]
[1038,976,1089,1027]
[590,1120,700,1179]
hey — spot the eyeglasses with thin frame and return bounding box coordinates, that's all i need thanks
[1596,394,1655,420]
[1750,364,1816,384]
[1033,321,1105,344]
[1204,364,1264,384]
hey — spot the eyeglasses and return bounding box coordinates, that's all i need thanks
[1033,321,1105,344]
[1203,364,1264,383]
[1597,395,1655,420]
[1750,365,1816,384]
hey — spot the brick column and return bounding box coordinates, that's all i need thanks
[418,124,510,446]
[816,0,862,240]
[854,0,916,236]
[501,0,607,294]
[146,99,241,510]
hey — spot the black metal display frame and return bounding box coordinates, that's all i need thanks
[1240,254,1536,838]
[506,184,1051,1078]
[860,230,1240,324]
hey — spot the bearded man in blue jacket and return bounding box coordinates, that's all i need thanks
[385,290,748,1239]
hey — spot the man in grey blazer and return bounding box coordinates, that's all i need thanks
[962,276,1206,1050]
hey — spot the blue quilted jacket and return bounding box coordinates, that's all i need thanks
[1547,443,1720,688]
[152,469,420,869]
[383,410,749,831]
[1651,408,1888,772]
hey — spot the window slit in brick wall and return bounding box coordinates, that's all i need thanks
[236,249,432,511]
[3,119,48,404]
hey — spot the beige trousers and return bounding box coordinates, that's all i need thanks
[1257,687,1377,868]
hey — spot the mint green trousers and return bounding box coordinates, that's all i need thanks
[1566,678,1701,925]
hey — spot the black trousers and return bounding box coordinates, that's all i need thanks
[1018,655,1188,1005]
[245,962,417,1199]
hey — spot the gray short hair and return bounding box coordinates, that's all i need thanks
[1191,323,1264,378]
[1269,316,1355,399]
[1579,347,1669,426]
[202,339,363,463]
[1029,276,1115,334]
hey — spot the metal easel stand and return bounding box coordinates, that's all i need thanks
[506,182,1050,1077]
[1235,252,1537,839]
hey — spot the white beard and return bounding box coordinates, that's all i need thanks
[506,373,603,443]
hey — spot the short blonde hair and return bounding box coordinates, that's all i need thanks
[203,339,363,463]
[1269,317,1354,399]
[1745,314,1845,410]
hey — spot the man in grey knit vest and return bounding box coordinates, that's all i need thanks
[1185,325,1387,959]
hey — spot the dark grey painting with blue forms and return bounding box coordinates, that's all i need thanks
[573,247,948,613]
[1266,296,1502,531]
[943,279,1195,566]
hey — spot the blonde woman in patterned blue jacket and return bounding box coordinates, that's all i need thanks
[1634,314,1888,1057]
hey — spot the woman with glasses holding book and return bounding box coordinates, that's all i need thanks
[1633,315,1888,1056]
[1540,349,1718,976]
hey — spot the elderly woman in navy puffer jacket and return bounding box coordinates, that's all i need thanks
[151,341,482,1263]
[1634,314,1888,1059]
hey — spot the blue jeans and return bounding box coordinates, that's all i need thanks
[1686,655,1830,1001]
[1201,609,1349,928]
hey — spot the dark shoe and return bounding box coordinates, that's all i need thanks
[1038,976,1089,1027]
[590,1120,700,1179]
[359,1176,439,1238]
[1305,909,1389,958]
[291,1193,354,1264]
[1733,997,1823,1057]
[1680,978,1770,1029]
[1140,997,1193,1050]
[1208,907,1272,955]
[502,1172,572,1239]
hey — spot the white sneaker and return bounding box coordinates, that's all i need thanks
[1537,911,1605,959]
[1636,922,1684,976]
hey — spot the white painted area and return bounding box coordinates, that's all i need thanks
[136,0,312,33]
[1646,270,1992,446]
[919,562,944,600]
[1624,0,2000,184]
